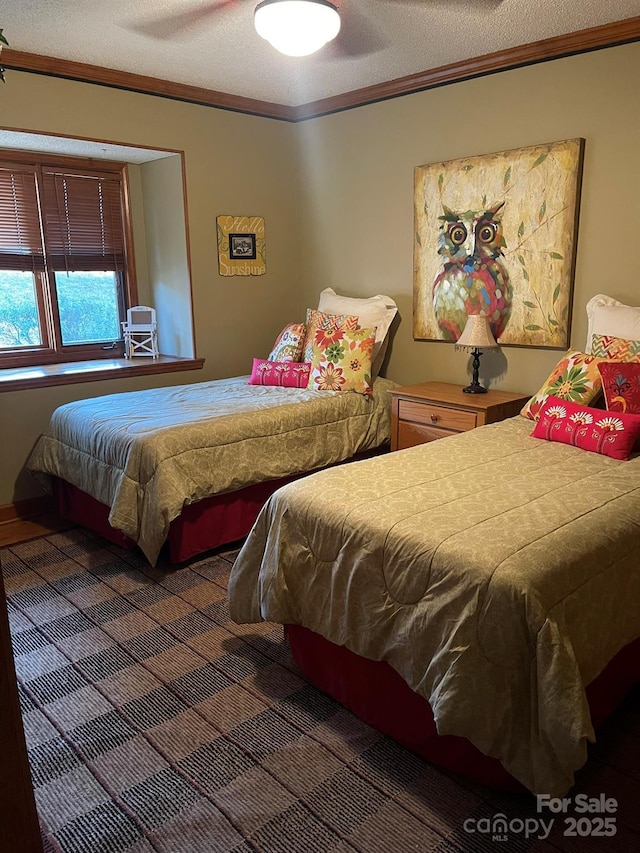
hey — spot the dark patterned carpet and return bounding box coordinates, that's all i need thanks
[2,529,639,853]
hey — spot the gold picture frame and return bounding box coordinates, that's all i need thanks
[216,215,266,276]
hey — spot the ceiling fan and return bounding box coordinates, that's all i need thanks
[129,0,503,59]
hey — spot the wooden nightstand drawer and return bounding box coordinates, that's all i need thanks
[389,382,530,452]
[398,400,477,433]
[398,420,458,448]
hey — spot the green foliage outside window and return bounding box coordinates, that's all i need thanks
[0,271,122,349]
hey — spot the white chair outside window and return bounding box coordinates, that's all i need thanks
[122,306,159,358]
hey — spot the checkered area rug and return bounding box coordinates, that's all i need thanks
[2,529,640,853]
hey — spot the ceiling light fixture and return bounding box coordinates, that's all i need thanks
[254,0,341,57]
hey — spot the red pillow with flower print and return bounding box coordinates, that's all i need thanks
[598,361,640,415]
[248,359,311,388]
[531,395,640,460]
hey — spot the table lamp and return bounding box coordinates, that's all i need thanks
[455,313,499,394]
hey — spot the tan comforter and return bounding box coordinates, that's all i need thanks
[229,415,640,796]
[26,375,394,565]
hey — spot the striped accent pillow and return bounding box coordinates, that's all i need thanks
[591,333,640,362]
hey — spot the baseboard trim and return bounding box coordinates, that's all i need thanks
[0,496,55,525]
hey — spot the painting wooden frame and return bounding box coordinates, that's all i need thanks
[413,139,584,348]
[216,215,265,276]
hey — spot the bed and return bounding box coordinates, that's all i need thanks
[228,295,640,796]
[26,373,394,565]
[26,288,399,566]
[228,415,640,796]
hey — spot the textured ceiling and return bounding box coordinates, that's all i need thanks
[2,0,640,107]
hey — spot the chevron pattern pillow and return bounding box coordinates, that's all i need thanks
[591,333,640,362]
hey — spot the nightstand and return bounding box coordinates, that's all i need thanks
[388,381,530,451]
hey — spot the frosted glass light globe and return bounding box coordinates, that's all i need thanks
[255,0,341,57]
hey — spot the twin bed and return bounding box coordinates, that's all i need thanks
[26,287,399,565]
[26,373,394,565]
[26,292,640,797]
[228,293,640,797]
[229,413,640,796]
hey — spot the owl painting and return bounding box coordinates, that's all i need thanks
[432,202,512,342]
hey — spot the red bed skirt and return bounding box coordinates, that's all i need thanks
[52,473,315,562]
[51,447,387,563]
[284,624,640,792]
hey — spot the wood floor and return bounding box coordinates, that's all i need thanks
[0,513,73,547]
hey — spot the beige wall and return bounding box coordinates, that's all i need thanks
[140,156,193,358]
[295,42,640,391]
[0,72,303,504]
[1,42,639,505]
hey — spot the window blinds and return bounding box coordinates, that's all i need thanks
[0,164,127,274]
[0,165,46,271]
[41,169,126,272]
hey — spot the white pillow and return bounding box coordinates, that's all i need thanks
[317,287,398,376]
[585,294,640,353]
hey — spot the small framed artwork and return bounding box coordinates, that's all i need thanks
[216,215,266,275]
[229,233,257,260]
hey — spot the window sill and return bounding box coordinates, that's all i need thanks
[0,355,205,392]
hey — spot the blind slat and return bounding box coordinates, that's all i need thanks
[41,171,126,271]
[0,166,46,271]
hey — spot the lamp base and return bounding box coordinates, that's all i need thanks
[463,347,487,393]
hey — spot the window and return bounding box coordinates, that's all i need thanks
[0,152,137,368]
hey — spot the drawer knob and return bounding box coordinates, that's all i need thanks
[430,414,438,423]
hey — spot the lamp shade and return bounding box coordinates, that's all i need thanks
[455,313,499,351]
[254,0,341,57]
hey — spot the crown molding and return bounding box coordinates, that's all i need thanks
[0,49,294,122]
[291,15,640,120]
[2,16,639,123]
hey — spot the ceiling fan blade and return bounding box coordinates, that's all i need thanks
[328,4,388,59]
[385,0,503,8]
[127,0,241,41]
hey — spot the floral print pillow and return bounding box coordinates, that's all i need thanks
[520,349,608,421]
[248,359,311,388]
[531,395,640,460]
[308,327,376,396]
[267,323,306,362]
[598,361,640,415]
[302,309,360,363]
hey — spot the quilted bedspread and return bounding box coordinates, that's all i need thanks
[26,375,394,565]
[228,415,640,795]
